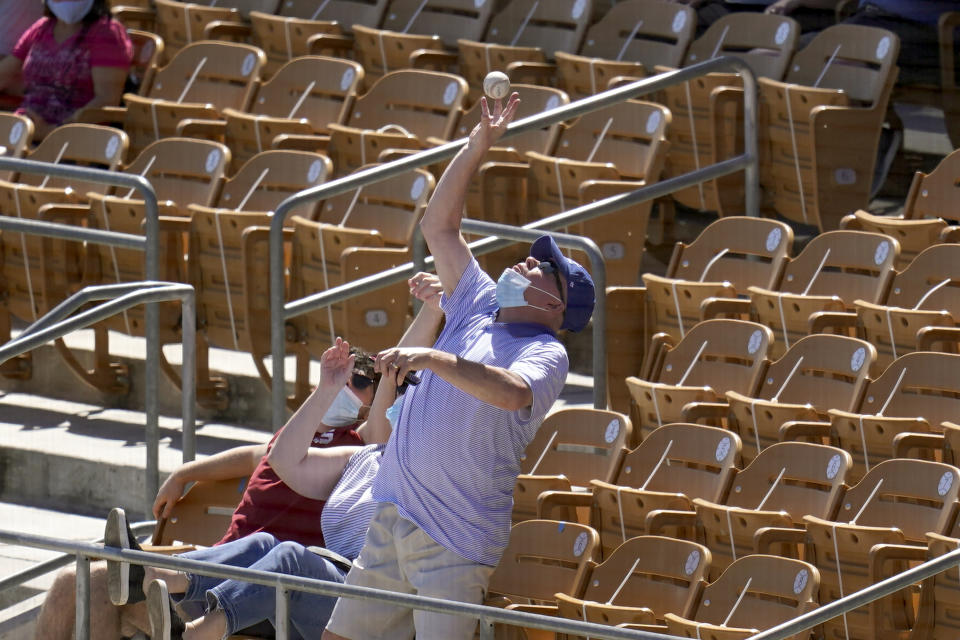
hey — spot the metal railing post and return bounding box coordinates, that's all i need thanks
[275,587,290,640]
[74,554,90,640]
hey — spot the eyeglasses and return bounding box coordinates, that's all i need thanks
[350,371,376,391]
[538,260,565,305]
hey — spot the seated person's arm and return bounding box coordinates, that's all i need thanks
[153,444,267,519]
[267,339,363,499]
[62,65,126,122]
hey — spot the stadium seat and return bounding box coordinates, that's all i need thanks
[916,530,960,639]
[625,319,772,441]
[642,216,792,351]
[0,124,129,384]
[75,138,230,398]
[802,459,960,640]
[821,351,960,483]
[152,0,242,61]
[350,24,447,87]
[690,441,853,579]
[151,476,248,547]
[325,69,467,176]
[483,519,599,637]
[683,13,799,81]
[759,24,900,231]
[381,0,496,50]
[553,536,710,636]
[512,407,632,524]
[111,41,267,157]
[253,167,434,405]
[663,555,819,640]
[745,230,899,358]
[0,114,36,181]
[180,151,330,408]
[539,423,740,557]
[902,146,960,220]
[455,0,594,99]
[842,210,953,269]
[211,55,364,169]
[278,0,389,33]
[852,243,960,371]
[604,285,647,417]
[722,334,875,464]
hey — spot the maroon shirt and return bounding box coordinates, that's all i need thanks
[216,425,364,548]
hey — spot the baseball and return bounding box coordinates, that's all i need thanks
[483,71,511,100]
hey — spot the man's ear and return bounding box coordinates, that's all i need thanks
[544,299,564,313]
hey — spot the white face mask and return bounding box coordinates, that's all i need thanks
[48,0,95,24]
[321,386,364,427]
[385,395,404,430]
[495,268,561,312]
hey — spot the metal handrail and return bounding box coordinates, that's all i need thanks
[0,529,687,640]
[269,56,759,427]
[0,156,166,511]
[0,521,155,597]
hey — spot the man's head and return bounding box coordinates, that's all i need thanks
[496,235,595,333]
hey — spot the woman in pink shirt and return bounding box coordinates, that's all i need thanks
[0,0,131,139]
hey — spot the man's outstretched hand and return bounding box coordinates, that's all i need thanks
[468,92,521,152]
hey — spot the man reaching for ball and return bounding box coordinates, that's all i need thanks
[321,94,596,640]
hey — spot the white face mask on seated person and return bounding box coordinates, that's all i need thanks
[495,268,562,313]
[48,0,95,24]
[322,385,365,427]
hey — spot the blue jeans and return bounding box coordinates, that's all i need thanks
[176,532,347,639]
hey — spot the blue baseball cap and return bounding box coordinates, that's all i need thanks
[530,234,595,333]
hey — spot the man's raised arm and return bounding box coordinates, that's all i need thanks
[419,94,520,296]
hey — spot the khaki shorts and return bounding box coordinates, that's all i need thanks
[326,503,494,640]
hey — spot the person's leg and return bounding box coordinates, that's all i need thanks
[143,531,284,608]
[397,524,494,640]
[324,504,416,640]
[205,540,346,636]
[34,562,123,640]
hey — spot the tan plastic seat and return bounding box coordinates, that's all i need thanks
[852,244,960,372]
[276,0,388,34]
[692,442,852,579]
[512,407,631,524]
[380,0,496,49]
[916,531,960,640]
[539,423,741,558]
[663,555,819,640]
[78,139,230,400]
[483,519,599,637]
[326,69,467,176]
[263,167,434,405]
[723,334,874,464]
[759,24,900,231]
[178,151,331,408]
[0,125,129,384]
[480,100,671,286]
[117,41,267,157]
[605,286,647,417]
[802,459,960,640]
[747,230,899,359]
[684,13,799,81]
[902,147,960,221]
[825,351,960,484]
[217,55,363,169]
[351,24,446,87]
[550,1,695,98]
[245,12,341,77]
[153,0,241,61]
[151,476,248,547]
[553,536,710,636]
[625,319,772,441]
[641,217,792,356]
[456,0,594,98]
[842,210,951,270]
[0,113,34,180]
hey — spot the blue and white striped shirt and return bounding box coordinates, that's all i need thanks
[321,444,384,561]
[373,258,569,566]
